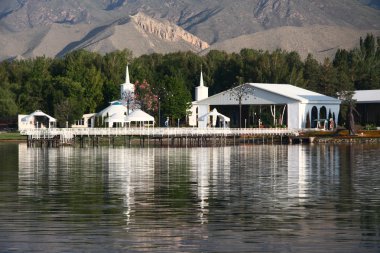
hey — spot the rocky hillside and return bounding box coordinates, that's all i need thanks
[206,25,380,61]
[0,0,379,60]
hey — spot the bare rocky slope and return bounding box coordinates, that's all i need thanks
[206,25,380,61]
[0,0,379,60]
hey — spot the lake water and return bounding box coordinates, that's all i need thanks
[0,142,379,252]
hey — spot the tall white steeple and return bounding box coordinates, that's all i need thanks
[199,71,204,87]
[121,65,135,100]
[195,70,208,101]
[125,64,130,85]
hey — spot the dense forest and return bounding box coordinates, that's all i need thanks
[0,34,379,127]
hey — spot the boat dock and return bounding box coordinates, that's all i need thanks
[20,127,300,147]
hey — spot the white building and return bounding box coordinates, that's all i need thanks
[72,113,96,128]
[18,110,56,130]
[189,79,341,129]
[96,65,155,128]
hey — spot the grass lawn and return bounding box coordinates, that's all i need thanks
[300,129,380,138]
[0,132,25,141]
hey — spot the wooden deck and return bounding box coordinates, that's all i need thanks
[20,127,300,147]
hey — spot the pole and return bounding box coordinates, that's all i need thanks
[158,98,161,127]
[239,98,242,128]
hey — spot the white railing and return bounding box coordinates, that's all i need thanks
[20,127,299,141]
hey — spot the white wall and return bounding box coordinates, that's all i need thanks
[197,105,209,128]
[288,103,301,129]
[188,105,197,127]
[18,115,31,130]
[195,86,208,101]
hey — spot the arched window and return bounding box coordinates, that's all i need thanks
[311,106,318,128]
[320,106,327,120]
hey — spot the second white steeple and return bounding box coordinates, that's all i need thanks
[195,70,208,101]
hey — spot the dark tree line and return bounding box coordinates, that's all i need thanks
[0,34,378,127]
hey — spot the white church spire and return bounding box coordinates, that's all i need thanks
[121,64,135,100]
[200,71,204,87]
[125,65,130,84]
[195,69,208,101]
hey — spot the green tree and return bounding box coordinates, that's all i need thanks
[160,75,191,125]
[14,57,53,114]
[51,76,85,126]
[101,50,133,107]
[319,58,338,96]
[351,34,380,90]
[303,54,322,92]
[64,51,104,112]
[338,91,357,135]
[0,87,18,118]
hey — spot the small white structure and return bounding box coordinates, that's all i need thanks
[72,113,96,128]
[96,66,135,128]
[97,101,129,128]
[199,108,230,128]
[76,65,148,128]
[18,110,56,130]
[190,82,341,129]
[125,109,155,127]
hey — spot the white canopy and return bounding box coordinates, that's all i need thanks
[199,108,230,127]
[125,109,155,123]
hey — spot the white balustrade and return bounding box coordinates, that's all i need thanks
[20,127,299,143]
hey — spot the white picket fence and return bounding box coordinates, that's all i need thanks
[20,127,299,144]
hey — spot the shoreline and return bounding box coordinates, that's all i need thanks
[2,130,380,145]
[2,136,380,145]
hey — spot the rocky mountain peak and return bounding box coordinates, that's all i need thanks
[1,0,91,32]
[131,12,209,50]
[253,0,305,27]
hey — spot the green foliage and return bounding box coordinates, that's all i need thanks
[160,75,192,122]
[364,124,377,130]
[0,87,18,117]
[0,34,378,126]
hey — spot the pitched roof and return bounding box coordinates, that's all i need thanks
[194,83,341,105]
[353,90,380,103]
[125,109,154,122]
[248,83,340,103]
[21,110,56,122]
[97,104,128,117]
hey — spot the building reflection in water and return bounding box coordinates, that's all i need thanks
[15,142,380,251]
[189,147,231,224]
[18,143,342,225]
[287,145,341,202]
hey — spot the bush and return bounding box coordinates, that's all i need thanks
[364,124,377,130]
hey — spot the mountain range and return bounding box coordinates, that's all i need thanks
[0,0,379,61]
